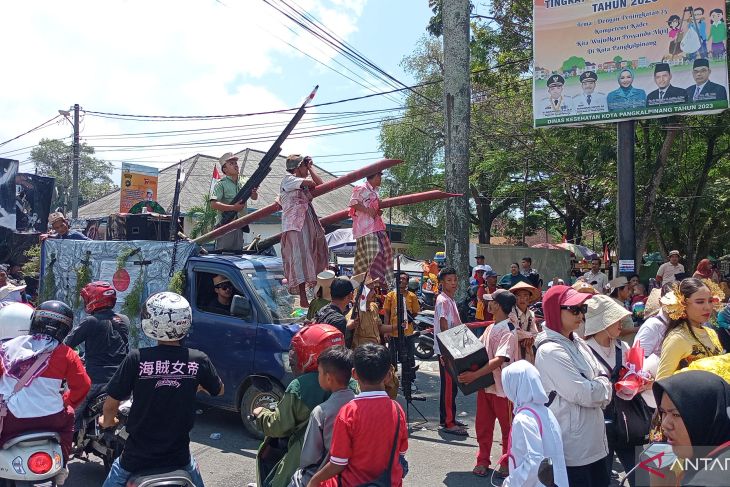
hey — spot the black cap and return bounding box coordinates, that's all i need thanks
[330,277,354,299]
[654,62,671,74]
[579,71,598,82]
[693,58,710,69]
[476,255,485,260]
[547,74,565,87]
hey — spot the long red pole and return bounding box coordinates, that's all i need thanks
[256,190,460,249]
[192,158,402,244]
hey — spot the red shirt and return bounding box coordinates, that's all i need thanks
[327,391,408,487]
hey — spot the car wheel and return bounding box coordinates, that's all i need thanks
[240,380,285,439]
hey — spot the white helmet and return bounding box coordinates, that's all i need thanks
[141,292,192,341]
[0,302,33,340]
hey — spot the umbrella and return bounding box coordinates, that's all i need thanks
[557,242,598,260]
[325,228,356,255]
[531,243,563,250]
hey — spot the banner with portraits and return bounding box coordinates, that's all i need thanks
[0,158,18,231]
[533,0,729,127]
[15,173,55,233]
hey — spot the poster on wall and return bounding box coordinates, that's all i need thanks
[15,173,55,233]
[120,163,159,213]
[0,158,18,231]
[533,0,729,127]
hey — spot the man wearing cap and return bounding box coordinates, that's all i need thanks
[207,275,235,315]
[306,270,335,320]
[656,250,685,285]
[583,257,608,294]
[686,58,727,102]
[349,170,392,284]
[541,74,573,118]
[279,155,328,308]
[43,212,89,241]
[573,71,607,113]
[646,63,687,106]
[210,152,258,252]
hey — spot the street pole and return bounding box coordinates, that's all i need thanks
[522,159,529,245]
[71,103,80,218]
[616,120,636,276]
[442,0,471,299]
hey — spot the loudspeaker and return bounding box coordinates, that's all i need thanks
[107,213,181,241]
[436,324,494,395]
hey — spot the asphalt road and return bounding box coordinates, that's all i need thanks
[64,359,625,486]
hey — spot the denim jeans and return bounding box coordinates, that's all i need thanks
[102,456,204,487]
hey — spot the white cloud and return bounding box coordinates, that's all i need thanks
[0,0,369,174]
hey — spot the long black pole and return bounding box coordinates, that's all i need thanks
[616,121,636,276]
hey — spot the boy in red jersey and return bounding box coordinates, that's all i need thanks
[307,344,408,487]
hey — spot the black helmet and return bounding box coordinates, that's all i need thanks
[29,300,74,342]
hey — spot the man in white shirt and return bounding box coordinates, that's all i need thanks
[583,258,608,294]
[656,250,685,285]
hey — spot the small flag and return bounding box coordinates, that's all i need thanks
[359,285,370,312]
[209,165,221,197]
[603,243,610,263]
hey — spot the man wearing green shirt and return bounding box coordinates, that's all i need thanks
[209,152,258,252]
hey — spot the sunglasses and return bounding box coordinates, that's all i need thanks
[560,304,588,315]
[215,283,233,291]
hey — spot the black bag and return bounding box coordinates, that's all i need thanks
[590,345,653,447]
[436,324,494,395]
[341,402,402,487]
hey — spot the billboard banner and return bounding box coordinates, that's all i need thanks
[533,0,729,127]
[16,173,55,233]
[120,163,158,213]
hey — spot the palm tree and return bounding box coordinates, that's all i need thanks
[188,195,217,238]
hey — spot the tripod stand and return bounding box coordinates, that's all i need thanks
[394,256,428,429]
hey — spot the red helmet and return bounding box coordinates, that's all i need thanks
[81,281,117,314]
[289,324,344,375]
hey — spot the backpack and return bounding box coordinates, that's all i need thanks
[589,345,653,447]
[498,406,545,470]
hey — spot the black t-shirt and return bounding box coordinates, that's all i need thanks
[205,297,230,315]
[314,303,347,336]
[106,345,222,473]
[64,310,130,384]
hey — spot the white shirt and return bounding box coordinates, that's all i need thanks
[635,310,669,357]
[583,270,608,294]
[657,262,685,284]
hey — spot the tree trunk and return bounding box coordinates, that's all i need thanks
[635,123,678,258]
[472,186,492,244]
[443,0,471,299]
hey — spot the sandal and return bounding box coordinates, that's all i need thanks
[455,419,468,427]
[442,426,468,436]
[472,465,489,477]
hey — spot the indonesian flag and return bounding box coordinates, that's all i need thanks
[603,243,610,264]
[359,284,370,312]
[209,165,221,197]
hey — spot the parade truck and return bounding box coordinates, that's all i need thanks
[40,239,298,438]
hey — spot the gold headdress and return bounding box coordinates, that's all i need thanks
[659,279,725,321]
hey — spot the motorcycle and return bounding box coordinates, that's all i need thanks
[412,311,435,360]
[0,431,63,486]
[73,392,131,473]
[126,469,196,487]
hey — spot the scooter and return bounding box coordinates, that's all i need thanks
[126,469,196,487]
[412,312,435,360]
[0,431,63,486]
[73,393,131,473]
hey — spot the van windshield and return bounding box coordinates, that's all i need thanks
[241,269,298,324]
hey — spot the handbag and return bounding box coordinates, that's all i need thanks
[341,402,402,487]
[590,345,652,447]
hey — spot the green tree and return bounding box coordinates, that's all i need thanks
[561,56,586,73]
[613,55,623,63]
[30,138,115,211]
[188,195,218,238]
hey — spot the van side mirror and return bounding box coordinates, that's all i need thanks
[231,295,252,319]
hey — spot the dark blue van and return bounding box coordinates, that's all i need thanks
[182,254,300,437]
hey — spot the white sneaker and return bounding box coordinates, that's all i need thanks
[54,466,70,486]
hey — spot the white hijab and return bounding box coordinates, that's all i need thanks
[503,360,549,410]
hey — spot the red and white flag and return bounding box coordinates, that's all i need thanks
[209,165,221,197]
[359,284,370,312]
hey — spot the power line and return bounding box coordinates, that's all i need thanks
[0,115,62,148]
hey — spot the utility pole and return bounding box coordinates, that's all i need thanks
[442,0,471,299]
[71,103,80,218]
[616,120,636,276]
[521,159,529,245]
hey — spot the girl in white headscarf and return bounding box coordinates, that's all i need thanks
[501,360,569,487]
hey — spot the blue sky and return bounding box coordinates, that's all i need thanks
[0,1,434,182]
